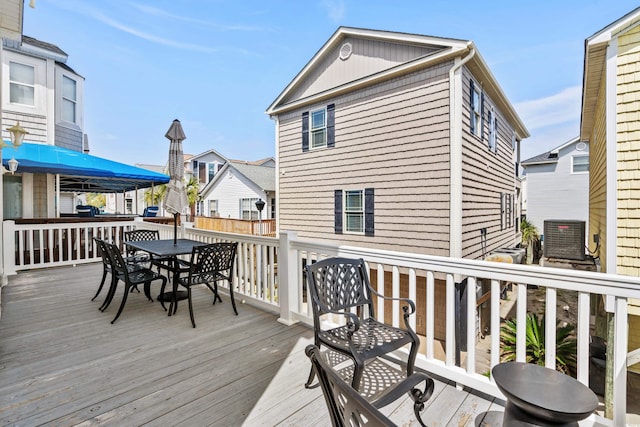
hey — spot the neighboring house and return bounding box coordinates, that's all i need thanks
[580,7,640,364]
[266,27,529,259]
[188,149,227,189]
[1,0,84,218]
[521,137,590,241]
[199,158,275,220]
[0,0,168,221]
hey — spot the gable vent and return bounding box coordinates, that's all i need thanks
[339,42,352,60]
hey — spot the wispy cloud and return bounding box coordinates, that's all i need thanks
[131,3,272,32]
[514,85,582,131]
[321,0,346,23]
[89,11,218,54]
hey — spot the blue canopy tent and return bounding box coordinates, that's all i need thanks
[2,142,169,192]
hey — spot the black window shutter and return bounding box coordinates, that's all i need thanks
[480,92,485,140]
[302,111,309,152]
[334,190,343,234]
[327,104,335,148]
[469,80,475,134]
[364,188,374,236]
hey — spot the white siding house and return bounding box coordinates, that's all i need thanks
[199,160,275,220]
[521,137,590,240]
[188,149,227,189]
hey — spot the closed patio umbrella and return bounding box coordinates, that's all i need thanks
[164,119,189,244]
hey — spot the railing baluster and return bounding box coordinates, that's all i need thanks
[409,268,417,332]
[466,276,477,374]
[392,265,400,328]
[545,286,557,369]
[613,297,628,426]
[446,273,455,366]
[426,271,434,360]
[490,279,500,371]
[516,283,527,362]
[577,291,590,385]
[376,263,384,321]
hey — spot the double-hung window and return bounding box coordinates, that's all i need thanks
[310,108,327,149]
[62,76,77,123]
[344,190,364,233]
[208,162,216,182]
[240,197,259,220]
[572,155,589,173]
[10,62,35,106]
[335,188,374,236]
[302,104,335,151]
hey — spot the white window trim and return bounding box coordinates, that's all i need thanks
[571,155,589,174]
[2,51,47,115]
[9,61,35,107]
[344,189,364,235]
[240,197,260,220]
[61,75,77,124]
[55,67,84,130]
[309,107,327,149]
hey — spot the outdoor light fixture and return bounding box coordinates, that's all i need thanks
[2,121,28,175]
[255,199,266,236]
[7,157,18,174]
[7,122,28,147]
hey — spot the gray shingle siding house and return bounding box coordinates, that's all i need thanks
[267,27,529,259]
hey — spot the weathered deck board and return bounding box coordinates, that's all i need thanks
[0,263,503,426]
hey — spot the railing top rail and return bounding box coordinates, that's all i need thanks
[290,236,640,298]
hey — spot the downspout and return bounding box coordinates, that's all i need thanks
[448,44,475,260]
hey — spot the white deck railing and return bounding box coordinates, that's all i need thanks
[3,221,638,426]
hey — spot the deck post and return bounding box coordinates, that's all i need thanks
[2,220,17,280]
[277,230,299,326]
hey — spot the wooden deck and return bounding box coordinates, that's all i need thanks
[0,263,506,426]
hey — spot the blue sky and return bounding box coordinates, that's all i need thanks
[22,0,640,166]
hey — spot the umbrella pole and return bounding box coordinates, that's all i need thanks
[174,213,178,245]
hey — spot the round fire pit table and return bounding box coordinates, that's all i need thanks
[492,361,598,426]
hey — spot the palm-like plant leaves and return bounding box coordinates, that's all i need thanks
[500,312,576,374]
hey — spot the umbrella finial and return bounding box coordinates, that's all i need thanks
[165,119,186,142]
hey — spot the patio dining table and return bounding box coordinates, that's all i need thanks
[125,238,203,314]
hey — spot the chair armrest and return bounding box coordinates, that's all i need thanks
[311,294,362,333]
[371,371,434,409]
[368,285,416,315]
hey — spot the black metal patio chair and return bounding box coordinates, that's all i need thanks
[124,228,174,276]
[104,241,168,324]
[92,238,116,309]
[169,242,238,327]
[305,345,433,427]
[304,257,420,391]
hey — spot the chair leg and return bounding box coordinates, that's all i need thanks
[92,268,108,301]
[143,281,153,302]
[100,275,119,312]
[304,340,321,389]
[205,282,222,305]
[187,287,196,328]
[305,365,319,389]
[158,277,168,311]
[228,282,238,315]
[111,285,130,324]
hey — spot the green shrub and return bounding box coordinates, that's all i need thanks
[500,312,576,374]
